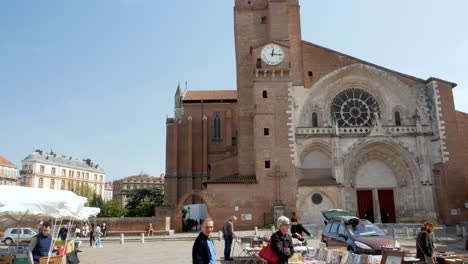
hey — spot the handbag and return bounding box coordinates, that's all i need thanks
[259,237,279,264]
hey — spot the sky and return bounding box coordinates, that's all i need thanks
[1,0,467,182]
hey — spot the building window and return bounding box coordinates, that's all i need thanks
[40,166,45,174]
[264,128,269,136]
[213,112,222,140]
[61,180,65,189]
[331,88,379,127]
[394,111,401,126]
[94,174,97,181]
[86,173,89,180]
[262,90,268,98]
[77,172,80,178]
[51,167,56,176]
[62,169,66,176]
[39,178,43,187]
[312,112,318,127]
[308,71,313,77]
[50,179,55,189]
[256,58,262,69]
[265,160,271,169]
[100,175,103,182]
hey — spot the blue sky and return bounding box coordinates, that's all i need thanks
[1,0,467,182]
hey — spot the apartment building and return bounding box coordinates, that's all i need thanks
[0,155,18,185]
[20,150,105,196]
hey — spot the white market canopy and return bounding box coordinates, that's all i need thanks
[0,185,99,224]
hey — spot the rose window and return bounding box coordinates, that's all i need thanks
[330,88,380,127]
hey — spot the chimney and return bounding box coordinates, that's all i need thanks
[84,159,92,166]
[35,149,43,155]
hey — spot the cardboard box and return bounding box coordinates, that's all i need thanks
[0,256,13,264]
[39,255,64,264]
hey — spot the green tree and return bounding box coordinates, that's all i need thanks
[101,200,127,217]
[125,188,164,217]
[88,193,104,209]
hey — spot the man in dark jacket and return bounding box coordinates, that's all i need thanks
[28,221,53,264]
[192,217,216,264]
[222,215,237,261]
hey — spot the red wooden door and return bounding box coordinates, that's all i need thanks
[378,190,396,223]
[357,190,374,222]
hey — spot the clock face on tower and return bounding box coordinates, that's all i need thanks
[260,43,285,66]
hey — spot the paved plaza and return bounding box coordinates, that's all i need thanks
[76,230,467,264]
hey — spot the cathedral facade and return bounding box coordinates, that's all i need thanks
[163,0,467,231]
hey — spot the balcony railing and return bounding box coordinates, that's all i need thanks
[296,125,428,136]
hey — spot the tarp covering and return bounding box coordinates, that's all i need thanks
[0,186,98,222]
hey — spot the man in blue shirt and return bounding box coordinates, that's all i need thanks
[192,217,216,264]
[28,221,52,264]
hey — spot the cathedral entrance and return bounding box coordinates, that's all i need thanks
[357,190,374,222]
[378,189,396,223]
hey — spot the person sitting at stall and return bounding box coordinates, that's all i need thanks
[271,216,294,264]
[290,216,311,243]
[148,223,154,236]
[416,221,436,264]
[28,221,52,264]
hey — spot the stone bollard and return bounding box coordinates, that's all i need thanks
[120,234,125,245]
[254,226,258,236]
[271,225,276,233]
[141,233,145,243]
[218,231,223,241]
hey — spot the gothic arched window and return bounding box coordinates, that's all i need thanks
[213,112,222,140]
[312,112,318,127]
[394,111,401,126]
[330,88,380,127]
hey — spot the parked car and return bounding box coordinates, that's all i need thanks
[321,209,399,254]
[1,227,38,245]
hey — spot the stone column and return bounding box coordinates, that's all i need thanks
[372,189,381,223]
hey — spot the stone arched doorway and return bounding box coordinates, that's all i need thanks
[173,191,212,233]
[343,140,419,223]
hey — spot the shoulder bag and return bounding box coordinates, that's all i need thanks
[259,237,279,264]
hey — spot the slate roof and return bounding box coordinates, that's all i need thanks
[23,152,104,173]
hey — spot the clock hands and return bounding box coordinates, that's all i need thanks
[271,46,274,57]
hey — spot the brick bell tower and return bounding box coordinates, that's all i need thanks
[234,0,304,215]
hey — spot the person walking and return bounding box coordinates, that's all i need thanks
[222,215,237,261]
[416,221,436,264]
[192,217,216,264]
[89,224,94,246]
[270,216,294,264]
[92,224,103,248]
[101,223,107,237]
[28,221,53,264]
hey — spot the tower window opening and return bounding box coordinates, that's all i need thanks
[265,160,270,169]
[394,111,401,126]
[308,71,313,77]
[261,16,268,24]
[256,58,262,69]
[264,128,269,136]
[312,112,318,127]
[262,90,268,98]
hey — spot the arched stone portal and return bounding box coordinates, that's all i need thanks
[172,191,212,233]
[343,139,420,223]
